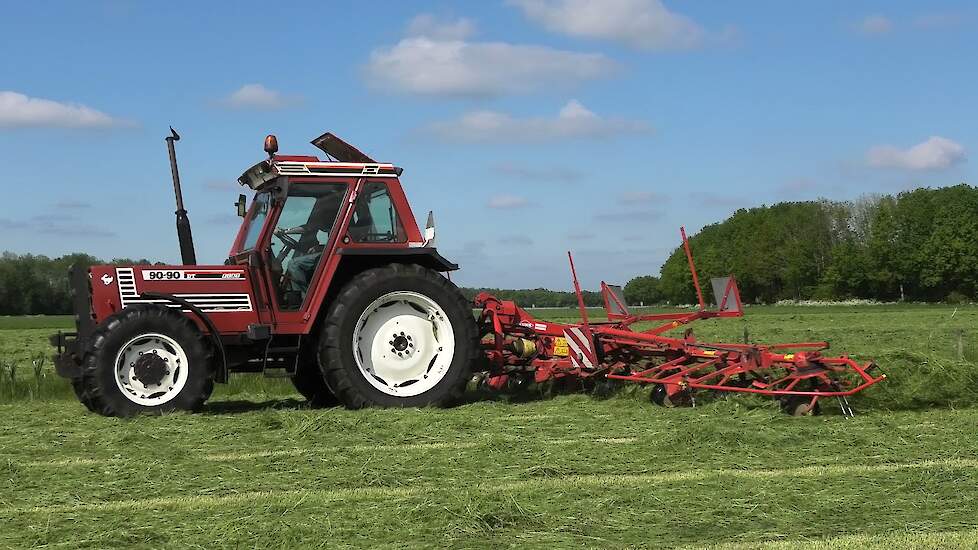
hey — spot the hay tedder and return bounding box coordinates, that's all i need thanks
[474,233,885,416]
[51,130,884,417]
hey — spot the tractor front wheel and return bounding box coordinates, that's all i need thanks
[78,305,214,417]
[319,264,477,409]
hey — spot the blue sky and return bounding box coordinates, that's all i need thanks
[1,1,974,290]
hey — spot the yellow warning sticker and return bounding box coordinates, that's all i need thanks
[553,337,569,357]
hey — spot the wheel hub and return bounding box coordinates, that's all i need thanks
[113,333,189,407]
[132,353,168,387]
[390,332,414,357]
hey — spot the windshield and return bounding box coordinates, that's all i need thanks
[240,192,271,250]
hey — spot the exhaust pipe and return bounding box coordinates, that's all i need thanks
[165,127,197,265]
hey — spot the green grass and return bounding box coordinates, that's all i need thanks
[0,306,977,548]
[0,315,74,330]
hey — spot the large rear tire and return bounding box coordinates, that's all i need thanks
[79,305,214,417]
[291,345,338,407]
[319,264,477,409]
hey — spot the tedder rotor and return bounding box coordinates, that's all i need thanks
[51,130,884,417]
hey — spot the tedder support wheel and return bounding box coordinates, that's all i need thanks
[78,305,214,417]
[291,345,338,407]
[650,384,693,408]
[319,263,478,409]
[780,395,822,416]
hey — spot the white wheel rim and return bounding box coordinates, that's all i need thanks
[352,291,456,397]
[113,333,189,406]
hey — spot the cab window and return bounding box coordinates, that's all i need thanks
[348,182,406,243]
[269,183,347,309]
[240,192,270,251]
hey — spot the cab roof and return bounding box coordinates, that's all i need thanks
[237,131,402,190]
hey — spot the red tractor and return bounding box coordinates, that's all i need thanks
[52,130,478,416]
[52,130,884,417]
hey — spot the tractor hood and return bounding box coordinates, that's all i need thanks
[85,264,259,333]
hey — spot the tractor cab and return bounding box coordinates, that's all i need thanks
[226,132,456,333]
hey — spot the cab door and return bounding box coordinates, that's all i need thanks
[262,179,354,332]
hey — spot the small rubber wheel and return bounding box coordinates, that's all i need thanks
[320,264,477,409]
[780,395,821,416]
[291,345,338,407]
[650,384,692,407]
[79,305,214,417]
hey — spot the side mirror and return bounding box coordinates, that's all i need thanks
[235,194,247,217]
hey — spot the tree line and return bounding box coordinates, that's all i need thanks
[0,184,974,315]
[626,184,978,305]
[0,253,155,316]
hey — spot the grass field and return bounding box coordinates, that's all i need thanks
[1,305,977,548]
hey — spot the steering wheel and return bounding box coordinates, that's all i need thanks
[272,227,303,264]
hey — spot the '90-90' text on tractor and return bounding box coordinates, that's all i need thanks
[51,130,884,417]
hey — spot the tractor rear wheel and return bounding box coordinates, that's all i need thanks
[291,346,338,407]
[319,264,477,409]
[78,305,214,417]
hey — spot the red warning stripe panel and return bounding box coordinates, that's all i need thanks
[564,327,597,370]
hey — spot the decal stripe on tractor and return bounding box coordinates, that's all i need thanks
[116,268,254,312]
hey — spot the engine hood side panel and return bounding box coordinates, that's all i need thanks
[89,265,260,333]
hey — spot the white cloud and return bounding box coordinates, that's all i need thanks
[488,195,529,209]
[866,136,966,171]
[429,100,650,142]
[364,21,615,97]
[856,15,894,35]
[508,0,709,50]
[0,91,127,129]
[406,14,476,40]
[222,84,297,110]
